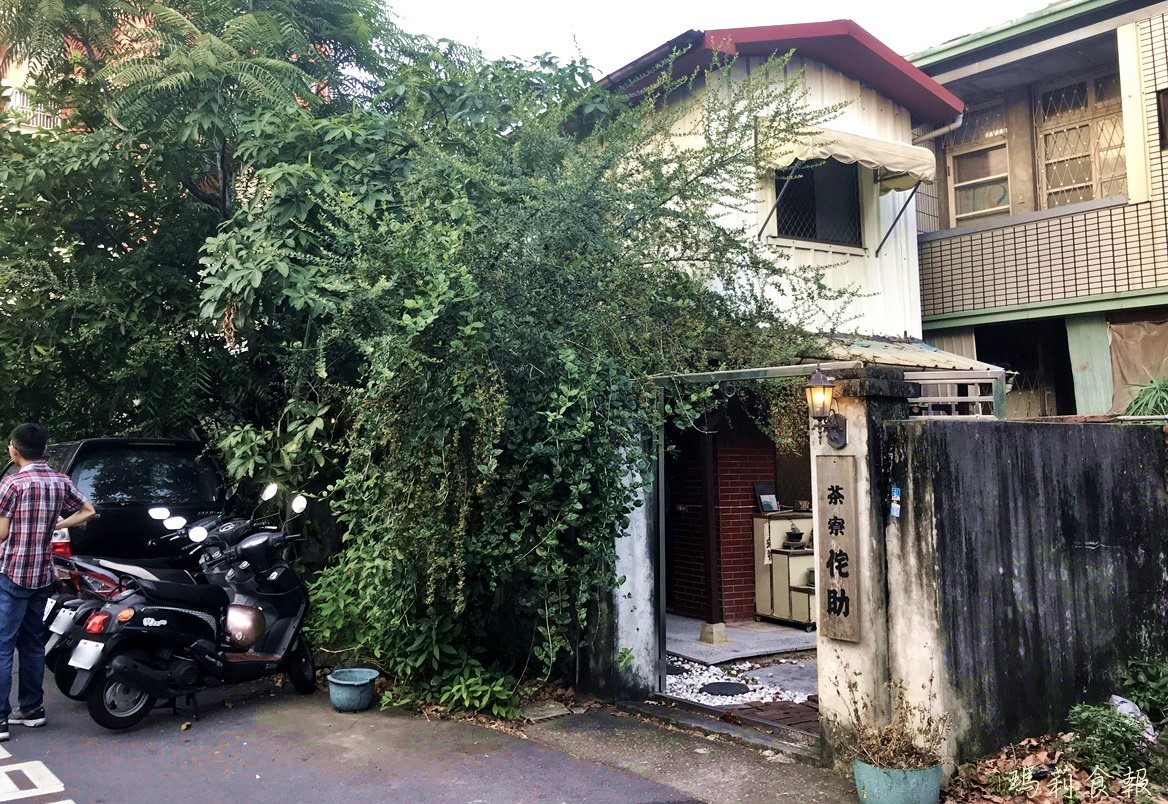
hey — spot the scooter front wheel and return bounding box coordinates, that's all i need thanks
[286,637,316,695]
[85,656,156,730]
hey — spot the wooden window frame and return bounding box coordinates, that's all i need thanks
[947,140,1011,227]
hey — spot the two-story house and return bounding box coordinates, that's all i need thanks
[599,22,1001,671]
[604,21,966,341]
[912,0,1168,416]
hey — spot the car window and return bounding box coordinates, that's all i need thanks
[43,444,72,472]
[71,446,221,506]
[1,444,72,478]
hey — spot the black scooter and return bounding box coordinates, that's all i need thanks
[44,512,254,700]
[63,491,315,730]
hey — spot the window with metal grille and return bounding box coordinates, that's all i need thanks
[943,102,1010,228]
[914,136,940,234]
[1035,73,1125,209]
[775,159,861,247]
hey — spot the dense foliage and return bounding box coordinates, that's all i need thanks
[1,0,849,709]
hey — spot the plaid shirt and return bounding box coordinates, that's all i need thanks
[0,463,86,589]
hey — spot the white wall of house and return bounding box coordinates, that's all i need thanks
[748,55,926,338]
[654,49,929,337]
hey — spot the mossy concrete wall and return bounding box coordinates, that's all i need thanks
[884,420,1168,760]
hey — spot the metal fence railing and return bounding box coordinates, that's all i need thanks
[905,370,1009,420]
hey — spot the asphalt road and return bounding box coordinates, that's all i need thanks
[0,672,699,804]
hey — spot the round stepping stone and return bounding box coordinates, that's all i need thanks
[666,662,687,676]
[699,681,750,696]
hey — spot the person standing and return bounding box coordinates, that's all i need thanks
[0,423,94,740]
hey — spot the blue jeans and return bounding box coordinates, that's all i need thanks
[0,573,49,719]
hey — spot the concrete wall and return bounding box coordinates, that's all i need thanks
[612,481,660,695]
[814,371,916,745]
[586,462,661,700]
[884,419,1168,760]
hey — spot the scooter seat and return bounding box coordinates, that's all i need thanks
[136,578,229,611]
[88,558,194,585]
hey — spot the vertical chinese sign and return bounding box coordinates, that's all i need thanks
[817,455,859,642]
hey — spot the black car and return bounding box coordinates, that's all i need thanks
[5,438,226,560]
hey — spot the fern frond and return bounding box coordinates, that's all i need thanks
[147,4,200,39]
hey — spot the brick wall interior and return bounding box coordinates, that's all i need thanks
[715,413,779,621]
[664,406,779,623]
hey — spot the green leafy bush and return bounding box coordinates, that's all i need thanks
[1121,652,1168,725]
[1067,703,1150,777]
[1124,378,1168,416]
[287,48,846,711]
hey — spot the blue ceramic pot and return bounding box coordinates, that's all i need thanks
[327,668,380,712]
[852,760,942,804]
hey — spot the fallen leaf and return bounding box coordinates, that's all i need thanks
[180,722,191,730]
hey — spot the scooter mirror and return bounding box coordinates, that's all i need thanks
[163,516,187,531]
[188,526,209,543]
[148,507,171,521]
[261,483,278,502]
[291,495,308,514]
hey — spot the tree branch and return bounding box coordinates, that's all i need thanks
[180,176,222,211]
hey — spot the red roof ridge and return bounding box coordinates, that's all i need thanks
[603,20,964,124]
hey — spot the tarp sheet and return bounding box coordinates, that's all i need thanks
[1109,317,1168,413]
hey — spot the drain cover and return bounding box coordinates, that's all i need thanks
[666,662,686,676]
[699,681,750,696]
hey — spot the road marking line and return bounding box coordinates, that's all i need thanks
[0,762,65,801]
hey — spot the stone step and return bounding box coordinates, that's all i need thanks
[618,697,822,766]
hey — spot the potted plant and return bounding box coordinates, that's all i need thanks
[826,672,952,804]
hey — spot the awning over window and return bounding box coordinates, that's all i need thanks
[767,127,937,191]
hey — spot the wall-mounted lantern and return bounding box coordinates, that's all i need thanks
[804,367,847,449]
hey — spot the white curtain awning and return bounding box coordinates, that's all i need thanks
[769,127,937,190]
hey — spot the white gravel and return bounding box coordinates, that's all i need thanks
[664,656,808,708]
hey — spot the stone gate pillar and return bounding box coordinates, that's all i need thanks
[810,367,917,757]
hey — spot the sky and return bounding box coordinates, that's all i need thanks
[385,0,1060,75]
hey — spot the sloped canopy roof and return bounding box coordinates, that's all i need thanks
[766,127,937,188]
[813,336,1003,371]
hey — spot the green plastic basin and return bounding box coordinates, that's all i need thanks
[852,760,942,804]
[327,668,379,712]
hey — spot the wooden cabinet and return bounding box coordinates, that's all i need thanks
[753,515,817,629]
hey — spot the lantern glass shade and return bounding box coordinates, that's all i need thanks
[804,369,835,419]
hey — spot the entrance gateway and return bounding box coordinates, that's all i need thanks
[605,349,1005,761]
